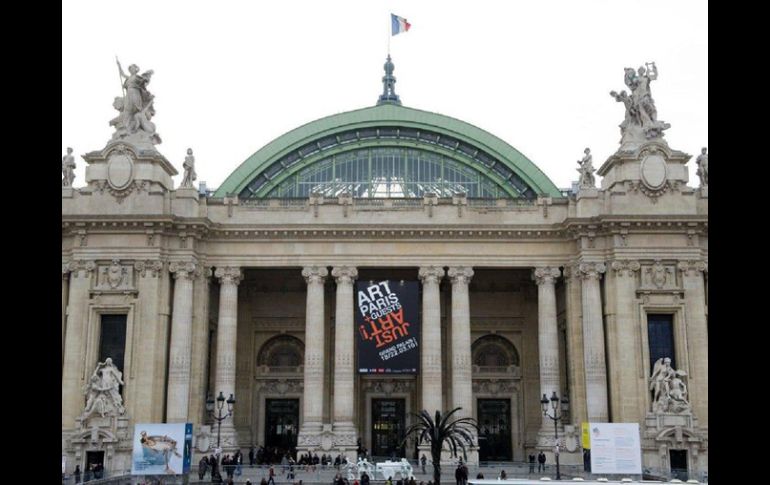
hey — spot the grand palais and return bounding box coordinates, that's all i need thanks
[61,56,708,479]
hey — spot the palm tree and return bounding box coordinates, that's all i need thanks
[401,408,478,485]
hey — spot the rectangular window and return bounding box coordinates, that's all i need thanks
[647,314,675,372]
[99,314,127,377]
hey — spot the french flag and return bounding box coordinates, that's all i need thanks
[391,14,411,36]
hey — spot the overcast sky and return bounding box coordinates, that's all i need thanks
[62,0,707,192]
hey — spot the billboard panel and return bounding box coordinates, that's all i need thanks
[356,280,420,374]
[131,423,193,475]
[588,422,642,475]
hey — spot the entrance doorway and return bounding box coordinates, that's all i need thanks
[372,399,406,458]
[477,399,512,461]
[670,449,688,481]
[85,451,105,481]
[265,399,299,455]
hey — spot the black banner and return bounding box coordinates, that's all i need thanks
[356,280,420,374]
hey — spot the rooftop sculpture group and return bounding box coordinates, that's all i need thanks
[110,58,162,146]
[610,62,670,144]
[576,148,596,189]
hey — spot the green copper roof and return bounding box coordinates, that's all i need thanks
[214,104,561,198]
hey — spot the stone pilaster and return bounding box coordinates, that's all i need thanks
[300,266,328,436]
[190,266,212,425]
[563,266,587,426]
[533,267,562,430]
[577,262,609,422]
[62,263,71,369]
[418,266,445,415]
[214,266,243,446]
[607,260,643,423]
[677,260,708,427]
[331,266,358,434]
[62,260,96,430]
[166,261,197,422]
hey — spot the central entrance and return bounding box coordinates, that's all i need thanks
[265,399,299,454]
[477,399,512,461]
[372,398,406,458]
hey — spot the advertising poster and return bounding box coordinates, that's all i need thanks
[131,423,193,475]
[588,423,642,475]
[356,280,420,374]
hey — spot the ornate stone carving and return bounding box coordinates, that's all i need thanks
[301,266,328,284]
[363,379,413,396]
[418,266,444,284]
[577,262,606,280]
[677,260,707,277]
[642,261,674,289]
[610,62,670,144]
[257,379,304,395]
[533,267,561,285]
[448,266,474,285]
[695,147,708,187]
[180,148,197,188]
[82,358,125,419]
[610,260,641,278]
[649,357,690,414]
[62,147,76,187]
[112,59,162,146]
[471,379,518,395]
[169,261,197,280]
[215,266,243,285]
[134,260,165,278]
[331,266,358,284]
[576,148,596,188]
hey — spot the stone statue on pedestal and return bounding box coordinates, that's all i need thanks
[696,147,708,187]
[610,62,671,144]
[649,357,690,414]
[110,58,162,146]
[82,358,125,419]
[181,148,197,188]
[62,147,76,187]
[576,148,596,188]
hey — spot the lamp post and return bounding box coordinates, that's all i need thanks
[206,391,236,450]
[541,391,565,481]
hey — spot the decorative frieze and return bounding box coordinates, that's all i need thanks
[640,261,675,289]
[471,379,518,395]
[363,379,414,395]
[256,379,304,395]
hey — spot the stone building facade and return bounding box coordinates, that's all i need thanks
[61,59,707,478]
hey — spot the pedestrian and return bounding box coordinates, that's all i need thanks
[476,472,484,479]
[199,456,208,480]
[250,447,256,467]
[420,454,427,474]
[361,471,370,485]
[261,478,268,485]
[247,481,252,485]
[460,462,469,485]
[268,465,276,485]
[454,464,462,485]
[499,469,507,480]
[528,454,535,474]
[74,465,81,483]
[583,449,591,472]
[538,451,546,473]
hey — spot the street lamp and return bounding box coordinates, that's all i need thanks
[541,391,566,481]
[206,391,236,450]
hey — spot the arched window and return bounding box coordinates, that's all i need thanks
[472,335,520,369]
[257,335,304,368]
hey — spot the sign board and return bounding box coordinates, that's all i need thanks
[131,423,193,475]
[356,280,420,374]
[588,422,642,475]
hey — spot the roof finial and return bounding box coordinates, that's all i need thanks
[377,54,402,106]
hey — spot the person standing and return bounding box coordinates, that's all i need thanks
[420,454,427,474]
[267,465,276,485]
[199,456,209,480]
[528,454,535,474]
[537,451,546,473]
[250,446,256,467]
[74,465,81,483]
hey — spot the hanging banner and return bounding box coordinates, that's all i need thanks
[356,280,420,374]
[131,423,193,475]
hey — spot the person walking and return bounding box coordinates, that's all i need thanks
[250,447,256,467]
[199,456,209,480]
[499,469,507,480]
[74,465,81,484]
[268,465,276,485]
[420,454,427,474]
[528,454,535,474]
[537,451,546,473]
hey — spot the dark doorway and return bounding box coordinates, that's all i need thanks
[265,399,299,455]
[670,449,688,481]
[372,399,406,458]
[477,399,512,461]
[85,451,105,481]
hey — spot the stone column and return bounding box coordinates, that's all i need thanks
[300,266,328,434]
[418,266,445,415]
[332,266,358,434]
[190,266,213,425]
[607,260,642,423]
[166,261,197,422]
[578,262,609,422]
[448,267,474,417]
[214,266,243,443]
[533,267,562,430]
[62,260,96,429]
[678,260,708,427]
[62,263,70,369]
[563,266,587,425]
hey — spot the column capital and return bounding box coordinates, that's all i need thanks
[302,266,328,284]
[577,262,606,280]
[418,266,445,284]
[67,259,96,278]
[62,261,73,278]
[331,266,358,284]
[677,260,707,277]
[169,261,198,280]
[215,266,243,285]
[609,260,641,277]
[447,266,474,285]
[134,259,165,278]
[533,267,561,285]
